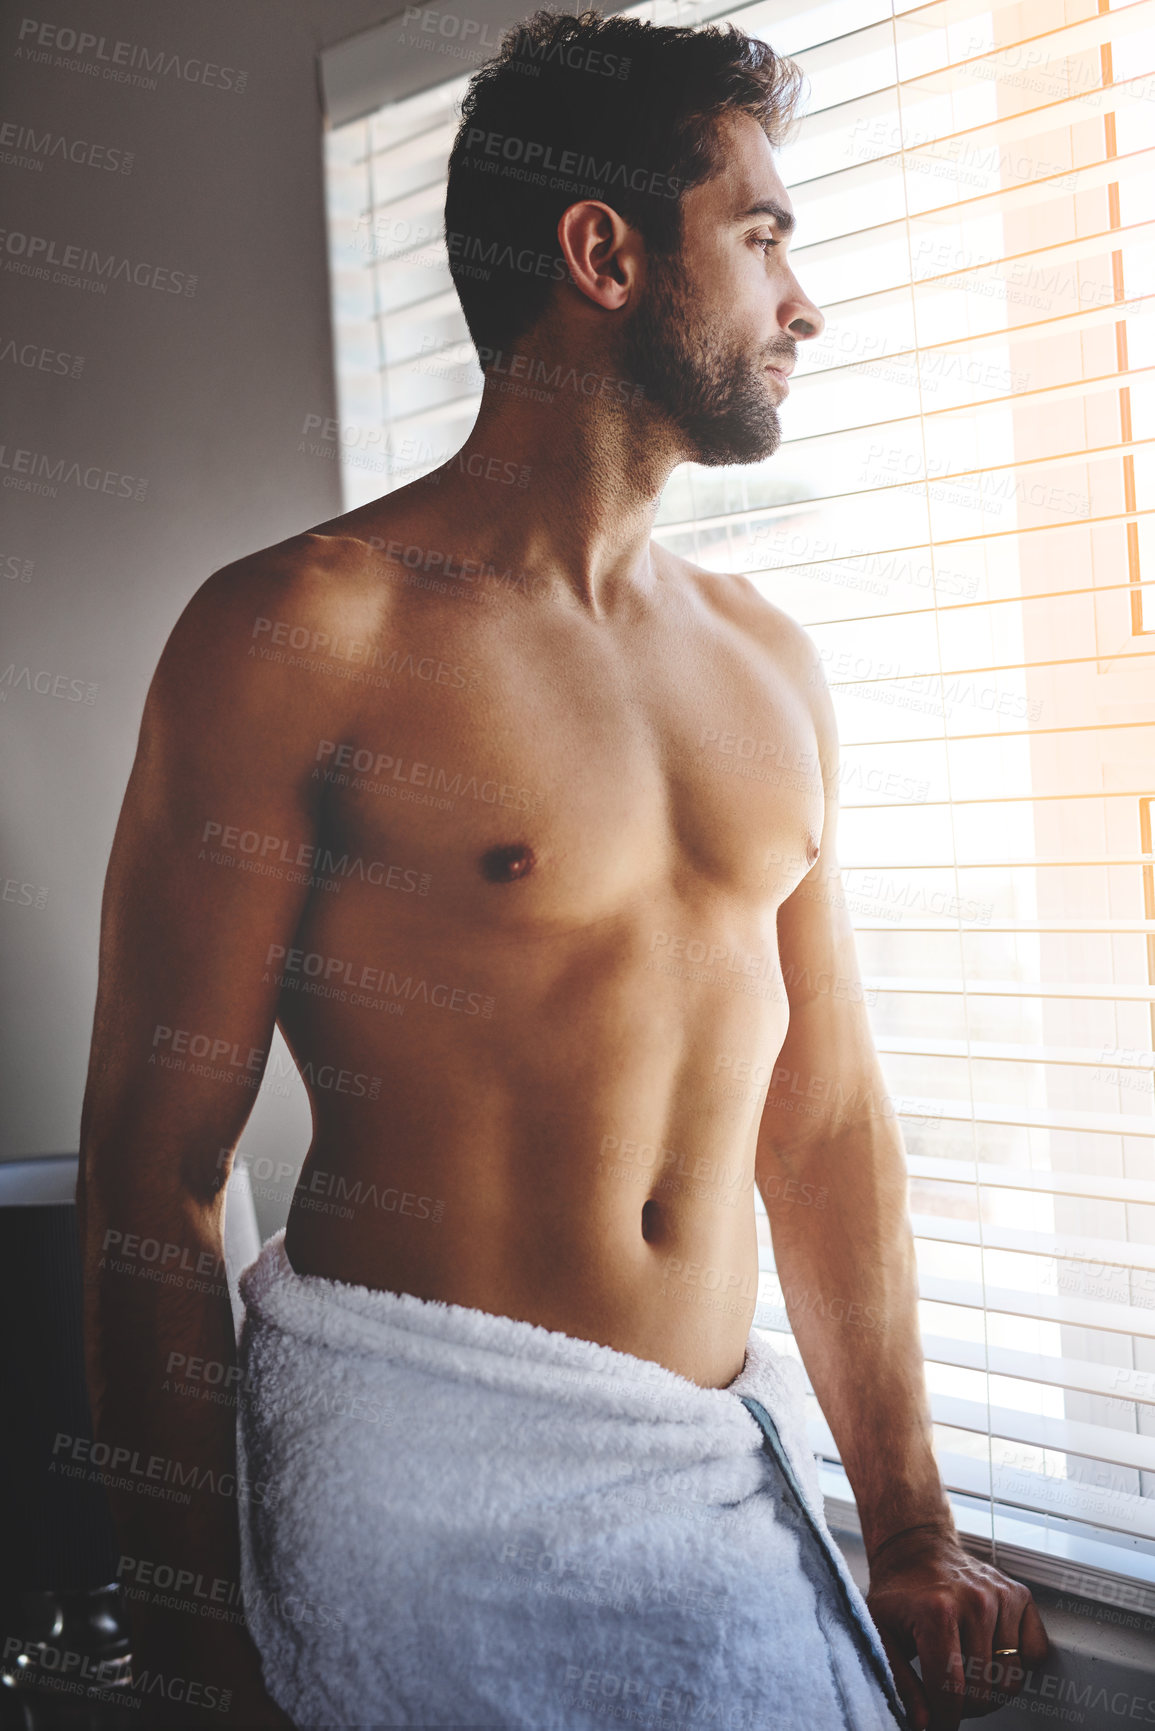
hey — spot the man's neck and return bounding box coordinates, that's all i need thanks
[421,353,682,618]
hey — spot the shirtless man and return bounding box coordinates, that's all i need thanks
[78,10,1047,1730]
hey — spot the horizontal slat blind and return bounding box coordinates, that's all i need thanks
[322,0,1155,1586]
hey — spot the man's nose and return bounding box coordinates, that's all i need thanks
[782,277,825,340]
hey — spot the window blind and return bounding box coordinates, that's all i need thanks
[322,0,1155,1599]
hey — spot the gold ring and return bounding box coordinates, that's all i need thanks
[994,1647,1020,1656]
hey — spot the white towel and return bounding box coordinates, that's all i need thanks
[236,1230,905,1730]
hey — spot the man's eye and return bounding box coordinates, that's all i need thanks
[754,235,780,251]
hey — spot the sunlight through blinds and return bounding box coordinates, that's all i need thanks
[322,0,1155,1595]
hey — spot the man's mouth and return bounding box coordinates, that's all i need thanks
[765,363,791,393]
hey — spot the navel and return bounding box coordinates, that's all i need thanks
[480,841,537,883]
[641,1198,661,1242]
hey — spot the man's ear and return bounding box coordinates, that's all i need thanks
[556,201,642,312]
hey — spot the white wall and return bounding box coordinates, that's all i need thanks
[0,1,472,1226]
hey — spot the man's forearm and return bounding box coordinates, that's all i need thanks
[756,1116,954,1561]
[76,1153,281,1720]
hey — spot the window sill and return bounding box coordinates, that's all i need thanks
[823,1470,1155,1723]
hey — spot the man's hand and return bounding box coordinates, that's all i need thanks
[865,1525,1049,1730]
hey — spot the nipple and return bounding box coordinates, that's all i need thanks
[805,834,820,867]
[480,841,537,884]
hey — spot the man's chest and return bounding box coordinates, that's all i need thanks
[314,586,826,932]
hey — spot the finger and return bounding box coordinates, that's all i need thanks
[1021,1597,1050,1663]
[879,1630,930,1731]
[958,1592,1000,1713]
[925,1682,965,1731]
[983,1584,1033,1701]
[993,1584,1029,1654]
[913,1605,966,1726]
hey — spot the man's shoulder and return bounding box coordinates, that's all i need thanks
[673,556,821,681]
[200,523,388,622]
[159,523,398,683]
[144,526,396,750]
[671,555,837,760]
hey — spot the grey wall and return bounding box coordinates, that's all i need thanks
[0,0,456,1199]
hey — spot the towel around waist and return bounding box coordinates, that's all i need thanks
[237,1228,813,1467]
[233,1232,904,1730]
[240,1225,810,1412]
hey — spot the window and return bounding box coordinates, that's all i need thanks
[321,0,1155,1600]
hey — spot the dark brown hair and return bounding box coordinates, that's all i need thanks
[444,8,803,357]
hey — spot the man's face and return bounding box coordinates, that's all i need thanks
[622,112,824,467]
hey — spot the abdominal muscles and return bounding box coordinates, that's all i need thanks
[279,890,786,1385]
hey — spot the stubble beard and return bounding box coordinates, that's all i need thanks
[621,251,785,467]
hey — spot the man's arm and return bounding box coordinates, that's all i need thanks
[76,539,374,1726]
[754,637,1047,1731]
